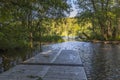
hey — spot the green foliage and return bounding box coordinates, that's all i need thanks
[0,24,29,49]
[76,0,120,40]
[41,35,64,43]
[0,0,71,50]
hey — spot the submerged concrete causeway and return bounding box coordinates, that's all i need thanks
[0,44,87,80]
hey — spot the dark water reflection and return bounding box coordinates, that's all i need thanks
[0,42,120,80]
[0,49,38,73]
[80,43,120,80]
[49,41,120,80]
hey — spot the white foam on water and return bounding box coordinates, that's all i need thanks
[51,41,87,51]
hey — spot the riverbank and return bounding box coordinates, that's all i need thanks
[91,40,120,44]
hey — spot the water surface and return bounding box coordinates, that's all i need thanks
[51,41,120,80]
[0,41,120,80]
[0,49,38,73]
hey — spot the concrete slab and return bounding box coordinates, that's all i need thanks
[53,50,82,64]
[44,66,87,80]
[0,49,87,80]
[42,50,87,80]
[24,50,58,63]
[0,65,49,80]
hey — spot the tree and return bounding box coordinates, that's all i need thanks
[76,0,120,40]
[0,0,71,50]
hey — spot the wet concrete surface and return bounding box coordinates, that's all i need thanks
[43,50,87,80]
[50,41,120,80]
[24,50,58,63]
[0,41,87,80]
[44,66,86,80]
[53,50,82,64]
[0,41,120,80]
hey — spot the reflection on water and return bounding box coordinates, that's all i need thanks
[0,49,38,73]
[0,42,120,80]
[49,41,120,80]
[80,43,120,80]
[51,41,120,80]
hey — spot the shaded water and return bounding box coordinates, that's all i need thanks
[0,49,39,73]
[81,43,120,80]
[51,41,120,80]
[0,42,120,80]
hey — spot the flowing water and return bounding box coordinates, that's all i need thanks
[51,41,120,80]
[81,43,120,80]
[0,41,120,80]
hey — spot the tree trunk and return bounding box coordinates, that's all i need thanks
[30,32,33,48]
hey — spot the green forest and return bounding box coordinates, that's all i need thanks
[0,0,120,50]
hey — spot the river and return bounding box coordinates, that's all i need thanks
[51,41,120,80]
[0,41,120,80]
